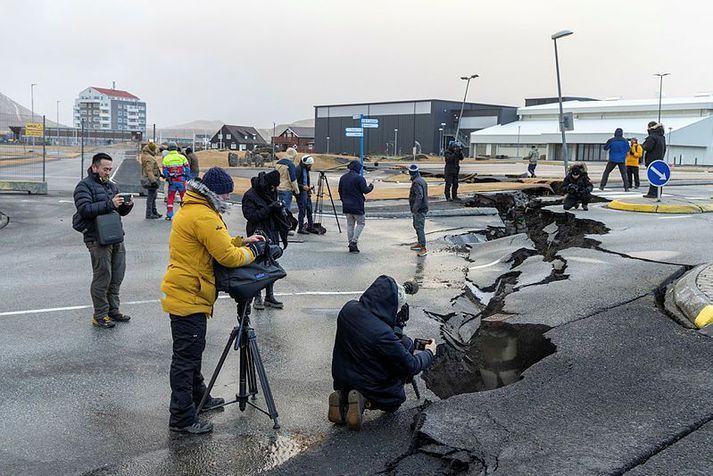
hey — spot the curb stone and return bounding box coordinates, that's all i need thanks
[670,264,713,329]
[608,199,713,214]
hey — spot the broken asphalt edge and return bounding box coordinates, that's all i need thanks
[607,199,713,214]
[669,264,713,329]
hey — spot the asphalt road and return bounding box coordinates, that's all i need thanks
[2,156,713,474]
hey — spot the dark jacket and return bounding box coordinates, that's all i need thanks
[444,145,464,174]
[73,171,133,243]
[642,125,666,166]
[332,275,434,408]
[409,173,429,213]
[186,151,200,178]
[296,162,311,191]
[242,173,280,245]
[338,161,373,215]
[562,164,593,197]
[603,128,629,164]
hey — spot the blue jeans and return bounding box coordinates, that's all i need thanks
[412,212,426,247]
[298,192,313,229]
[278,190,294,211]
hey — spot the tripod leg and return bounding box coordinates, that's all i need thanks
[246,338,258,401]
[196,325,238,414]
[247,328,280,429]
[324,177,342,233]
[238,331,248,411]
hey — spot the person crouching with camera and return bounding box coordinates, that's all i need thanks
[330,275,437,431]
[161,167,265,434]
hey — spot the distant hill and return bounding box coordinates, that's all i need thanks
[0,91,65,130]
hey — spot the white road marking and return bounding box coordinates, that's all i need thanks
[469,258,503,270]
[657,215,693,219]
[0,291,362,317]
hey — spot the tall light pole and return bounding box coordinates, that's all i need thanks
[438,128,444,155]
[326,136,330,154]
[455,74,478,144]
[394,128,399,157]
[56,100,61,145]
[30,83,37,121]
[654,72,671,123]
[552,29,573,174]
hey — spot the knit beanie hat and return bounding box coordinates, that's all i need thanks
[264,170,281,187]
[147,142,157,152]
[202,167,234,195]
[408,164,419,175]
[286,147,297,159]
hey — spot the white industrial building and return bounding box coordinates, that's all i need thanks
[471,96,713,165]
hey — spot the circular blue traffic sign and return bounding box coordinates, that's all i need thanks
[647,160,671,187]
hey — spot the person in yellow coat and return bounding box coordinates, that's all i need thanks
[161,167,265,435]
[625,138,644,189]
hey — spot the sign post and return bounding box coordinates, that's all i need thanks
[646,160,671,203]
[345,116,379,176]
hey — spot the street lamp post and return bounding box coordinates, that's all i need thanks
[394,129,399,157]
[56,100,61,145]
[654,73,671,123]
[455,74,478,144]
[551,30,573,174]
[326,136,330,154]
[30,83,37,147]
[438,128,444,155]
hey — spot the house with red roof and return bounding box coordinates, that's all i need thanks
[73,86,146,133]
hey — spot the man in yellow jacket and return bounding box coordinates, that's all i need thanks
[161,167,264,434]
[625,138,644,190]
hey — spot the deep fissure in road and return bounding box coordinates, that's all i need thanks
[423,192,610,399]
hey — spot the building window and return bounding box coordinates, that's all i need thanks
[226,134,231,139]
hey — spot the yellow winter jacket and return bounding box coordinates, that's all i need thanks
[626,144,643,167]
[161,187,255,316]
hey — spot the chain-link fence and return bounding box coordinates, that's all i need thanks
[0,112,47,193]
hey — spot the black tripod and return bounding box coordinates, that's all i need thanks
[196,299,280,429]
[314,171,341,233]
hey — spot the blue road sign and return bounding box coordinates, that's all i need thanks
[647,160,671,187]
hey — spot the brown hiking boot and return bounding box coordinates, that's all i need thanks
[417,247,428,257]
[328,391,345,425]
[409,243,422,251]
[346,390,366,431]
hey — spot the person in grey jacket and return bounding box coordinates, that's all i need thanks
[408,164,429,256]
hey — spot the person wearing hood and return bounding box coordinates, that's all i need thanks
[161,167,265,435]
[242,169,290,310]
[642,121,667,198]
[162,141,190,220]
[141,142,162,219]
[338,160,374,253]
[408,164,429,257]
[600,128,630,191]
[562,163,594,210]
[444,141,464,201]
[275,147,300,210]
[329,275,437,431]
[72,153,134,328]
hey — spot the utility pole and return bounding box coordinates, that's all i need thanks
[654,72,671,123]
[56,100,61,145]
[552,29,574,174]
[394,129,399,157]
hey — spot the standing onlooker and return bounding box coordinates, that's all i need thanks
[296,155,315,234]
[338,160,374,253]
[443,141,464,201]
[141,142,162,219]
[161,167,263,434]
[242,170,285,310]
[276,147,300,210]
[184,147,200,179]
[625,138,643,190]
[162,142,190,220]
[408,164,429,257]
[600,128,630,191]
[642,122,667,198]
[526,145,540,178]
[72,153,134,328]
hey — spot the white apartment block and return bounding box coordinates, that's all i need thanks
[73,87,146,132]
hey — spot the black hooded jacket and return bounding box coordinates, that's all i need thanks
[562,164,593,197]
[243,172,280,244]
[642,125,666,166]
[338,160,373,215]
[444,145,464,174]
[332,275,434,408]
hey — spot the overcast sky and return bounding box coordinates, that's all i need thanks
[5,0,712,128]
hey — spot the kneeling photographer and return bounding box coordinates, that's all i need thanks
[161,167,265,435]
[330,275,437,431]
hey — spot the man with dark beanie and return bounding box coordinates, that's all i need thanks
[242,169,285,310]
[161,166,265,434]
[642,121,667,198]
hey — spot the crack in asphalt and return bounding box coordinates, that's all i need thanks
[594,245,696,269]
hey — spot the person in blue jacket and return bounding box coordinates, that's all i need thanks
[600,128,630,191]
[329,275,437,431]
[338,160,374,253]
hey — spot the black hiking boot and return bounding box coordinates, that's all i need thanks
[169,420,213,434]
[109,313,131,322]
[197,396,225,413]
[91,316,115,328]
[253,294,265,310]
[264,295,283,309]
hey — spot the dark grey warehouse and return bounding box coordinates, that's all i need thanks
[314,99,517,156]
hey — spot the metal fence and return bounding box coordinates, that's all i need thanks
[0,111,47,193]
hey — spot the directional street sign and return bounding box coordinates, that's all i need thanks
[362,122,379,128]
[346,132,363,137]
[647,160,671,187]
[345,127,363,133]
[361,118,379,124]
[352,114,364,120]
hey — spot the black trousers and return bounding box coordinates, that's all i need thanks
[563,193,591,210]
[145,187,158,217]
[626,166,640,188]
[600,162,629,190]
[527,163,537,177]
[170,313,209,428]
[444,172,459,199]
